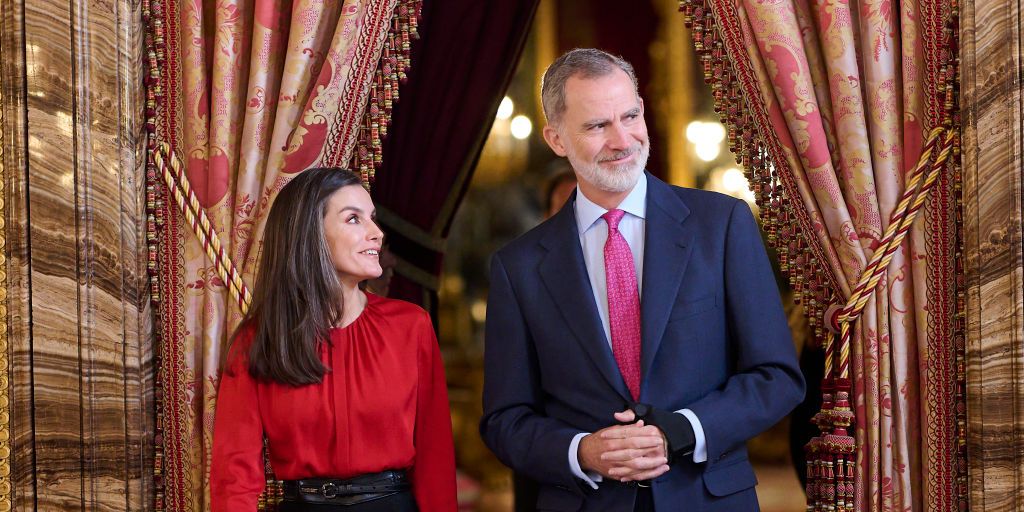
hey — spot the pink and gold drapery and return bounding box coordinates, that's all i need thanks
[143,0,419,510]
[677,0,964,510]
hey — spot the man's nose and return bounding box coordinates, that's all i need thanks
[606,124,630,150]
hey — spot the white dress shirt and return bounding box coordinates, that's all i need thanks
[566,174,708,489]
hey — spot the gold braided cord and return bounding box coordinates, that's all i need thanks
[677,0,959,505]
[833,128,956,378]
[813,125,954,512]
[152,143,252,314]
[837,128,953,322]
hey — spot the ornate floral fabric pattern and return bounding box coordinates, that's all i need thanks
[677,0,959,509]
[148,1,408,510]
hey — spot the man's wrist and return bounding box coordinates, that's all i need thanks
[577,433,596,472]
[569,432,601,489]
[632,404,696,459]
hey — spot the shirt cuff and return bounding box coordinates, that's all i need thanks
[676,409,708,463]
[568,432,603,489]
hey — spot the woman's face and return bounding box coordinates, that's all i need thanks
[322,184,384,286]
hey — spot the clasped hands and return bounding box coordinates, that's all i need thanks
[578,409,671,482]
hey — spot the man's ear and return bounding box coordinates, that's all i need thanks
[543,124,568,157]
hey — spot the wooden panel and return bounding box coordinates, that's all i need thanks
[962,0,1024,506]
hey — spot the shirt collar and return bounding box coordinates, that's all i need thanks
[574,173,648,234]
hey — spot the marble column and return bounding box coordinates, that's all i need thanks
[0,0,154,509]
[962,0,1024,508]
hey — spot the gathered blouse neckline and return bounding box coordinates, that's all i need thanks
[330,290,379,331]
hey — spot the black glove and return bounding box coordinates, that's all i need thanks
[629,403,696,462]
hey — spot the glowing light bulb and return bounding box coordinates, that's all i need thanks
[686,120,727,146]
[497,96,514,120]
[722,167,748,193]
[510,115,533,140]
[695,142,721,162]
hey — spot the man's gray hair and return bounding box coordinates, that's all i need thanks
[541,48,639,124]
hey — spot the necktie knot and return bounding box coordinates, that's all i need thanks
[603,209,626,231]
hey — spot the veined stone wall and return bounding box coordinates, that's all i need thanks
[0,0,154,509]
[962,0,1024,508]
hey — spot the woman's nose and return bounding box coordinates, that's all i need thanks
[368,219,384,241]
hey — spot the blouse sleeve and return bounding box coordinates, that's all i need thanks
[210,327,266,511]
[409,311,458,511]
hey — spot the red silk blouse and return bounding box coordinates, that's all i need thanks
[210,292,457,511]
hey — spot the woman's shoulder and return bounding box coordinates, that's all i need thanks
[224,320,258,371]
[365,292,431,326]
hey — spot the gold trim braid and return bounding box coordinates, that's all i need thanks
[0,53,12,512]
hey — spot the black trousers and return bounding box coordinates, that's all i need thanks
[278,491,417,512]
[516,480,654,511]
[634,485,654,512]
[513,472,540,512]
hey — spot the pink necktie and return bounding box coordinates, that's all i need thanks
[603,209,642,400]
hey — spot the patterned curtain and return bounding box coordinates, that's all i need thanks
[675,0,964,510]
[143,0,420,510]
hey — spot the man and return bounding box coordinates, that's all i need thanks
[514,167,579,512]
[480,48,805,511]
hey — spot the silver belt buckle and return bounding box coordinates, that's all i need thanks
[321,482,339,498]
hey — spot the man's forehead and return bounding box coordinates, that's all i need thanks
[562,72,639,115]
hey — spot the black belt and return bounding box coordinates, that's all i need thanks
[282,470,410,506]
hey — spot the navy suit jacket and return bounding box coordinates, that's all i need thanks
[480,174,805,511]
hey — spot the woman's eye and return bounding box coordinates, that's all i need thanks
[347,215,359,224]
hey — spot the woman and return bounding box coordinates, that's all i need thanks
[210,168,457,511]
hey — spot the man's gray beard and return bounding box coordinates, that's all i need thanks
[570,142,649,194]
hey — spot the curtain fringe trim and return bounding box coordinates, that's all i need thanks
[143,1,425,510]
[675,0,963,509]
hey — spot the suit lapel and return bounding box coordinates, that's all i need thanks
[539,195,632,402]
[640,176,694,395]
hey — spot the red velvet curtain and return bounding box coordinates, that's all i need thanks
[371,0,539,308]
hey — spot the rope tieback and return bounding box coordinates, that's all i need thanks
[805,125,956,512]
[823,126,957,378]
[152,142,253,314]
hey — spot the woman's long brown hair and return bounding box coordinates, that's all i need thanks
[243,167,363,386]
